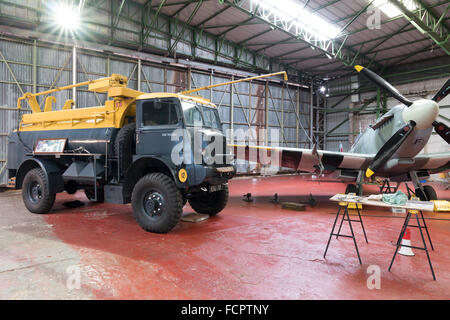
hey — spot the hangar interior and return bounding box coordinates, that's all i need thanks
[0,0,450,300]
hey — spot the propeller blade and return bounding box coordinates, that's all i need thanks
[433,121,450,144]
[354,65,413,107]
[432,79,450,103]
[366,121,416,178]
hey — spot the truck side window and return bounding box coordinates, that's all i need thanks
[142,100,179,126]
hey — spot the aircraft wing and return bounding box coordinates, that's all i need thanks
[231,145,450,176]
[410,153,450,174]
[231,145,374,173]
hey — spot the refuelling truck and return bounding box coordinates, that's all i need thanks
[6,71,287,233]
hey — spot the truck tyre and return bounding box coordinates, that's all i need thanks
[188,184,229,216]
[22,168,55,214]
[131,173,183,233]
[115,122,136,175]
[84,188,105,203]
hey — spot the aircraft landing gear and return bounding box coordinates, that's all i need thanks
[345,184,358,194]
[345,171,365,195]
[409,171,438,201]
[415,186,438,201]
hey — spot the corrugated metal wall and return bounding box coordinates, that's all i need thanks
[0,0,298,77]
[0,36,312,184]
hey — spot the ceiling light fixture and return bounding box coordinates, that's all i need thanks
[252,0,341,40]
[372,0,417,18]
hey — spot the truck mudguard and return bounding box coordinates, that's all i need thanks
[16,158,64,194]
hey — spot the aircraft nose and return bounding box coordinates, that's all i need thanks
[402,99,439,130]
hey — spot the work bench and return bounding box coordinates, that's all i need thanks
[324,194,436,280]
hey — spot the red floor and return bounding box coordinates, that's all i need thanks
[1,176,450,299]
[35,176,450,299]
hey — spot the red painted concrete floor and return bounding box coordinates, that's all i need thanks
[1,176,450,299]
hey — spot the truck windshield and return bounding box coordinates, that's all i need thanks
[181,100,222,130]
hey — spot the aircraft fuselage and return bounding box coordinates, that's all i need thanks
[349,104,434,177]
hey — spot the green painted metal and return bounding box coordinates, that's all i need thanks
[142,0,167,45]
[336,0,375,36]
[390,0,450,55]
[112,0,127,31]
[194,4,230,27]
[325,96,377,136]
[168,0,204,54]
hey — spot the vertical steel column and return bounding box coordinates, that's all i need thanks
[32,40,37,94]
[248,81,252,174]
[209,71,213,100]
[296,87,300,148]
[164,66,167,92]
[316,90,319,145]
[187,66,191,91]
[281,85,284,147]
[265,80,269,145]
[310,80,314,148]
[324,94,328,149]
[72,46,77,107]
[230,75,234,138]
[106,54,111,76]
[137,58,142,91]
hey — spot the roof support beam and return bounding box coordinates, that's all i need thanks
[387,0,450,55]
[142,0,167,44]
[168,0,204,54]
[300,23,413,71]
[237,28,272,45]
[194,4,230,27]
[224,0,383,70]
[113,0,126,28]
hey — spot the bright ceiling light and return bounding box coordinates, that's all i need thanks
[372,0,417,18]
[252,0,341,40]
[53,2,81,31]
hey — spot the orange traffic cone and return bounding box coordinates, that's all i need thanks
[398,228,415,256]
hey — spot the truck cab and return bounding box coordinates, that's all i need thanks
[134,94,234,189]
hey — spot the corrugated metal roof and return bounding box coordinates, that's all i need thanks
[138,0,449,78]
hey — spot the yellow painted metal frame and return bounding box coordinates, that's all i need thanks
[180,71,288,95]
[16,71,288,132]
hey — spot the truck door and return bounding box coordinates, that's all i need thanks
[136,98,182,159]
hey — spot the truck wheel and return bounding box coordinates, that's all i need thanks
[131,173,183,233]
[188,184,229,216]
[22,168,55,214]
[84,188,104,203]
[115,122,136,176]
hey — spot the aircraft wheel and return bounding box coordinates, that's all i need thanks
[416,186,437,201]
[345,184,358,194]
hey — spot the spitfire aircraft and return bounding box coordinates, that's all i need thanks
[233,66,450,201]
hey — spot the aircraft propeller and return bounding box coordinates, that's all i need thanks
[354,65,450,178]
[354,65,413,107]
[365,121,416,178]
[430,78,450,144]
